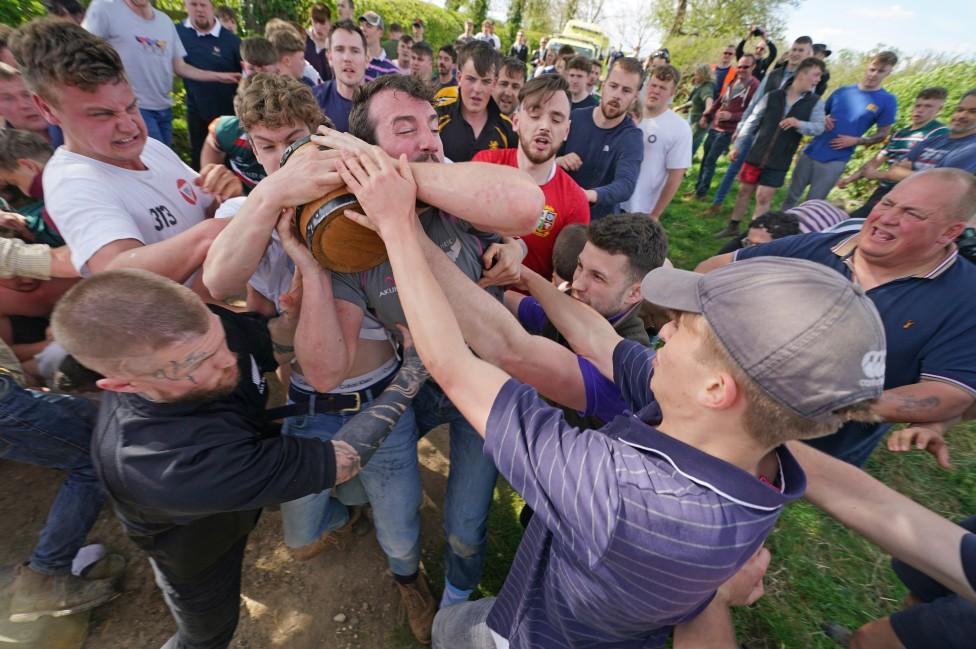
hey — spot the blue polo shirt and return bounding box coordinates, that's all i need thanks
[484,339,805,648]
[175,21,241,122]
[906,131,976,173]
[804,85,897,163]
[736,232,976,460]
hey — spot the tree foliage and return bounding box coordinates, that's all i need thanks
[652,0,797,40]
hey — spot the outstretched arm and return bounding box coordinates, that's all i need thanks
[791,442,976,604]
[335,147,509,435]
[311,127,543,235]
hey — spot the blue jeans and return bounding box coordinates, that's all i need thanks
[0,375,104,575]
[712,132,754,206]
[694,130,732,198]
[414,382,498,592]
[280,400,422,577]
[140,107,174,147]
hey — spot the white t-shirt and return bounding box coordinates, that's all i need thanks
[43,138,212,274]
[621,109,692,214]
[82,0,187,110]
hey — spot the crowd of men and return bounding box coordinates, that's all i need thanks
[0,4,975,649]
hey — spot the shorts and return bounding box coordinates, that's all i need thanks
[888,515,976,649]
[739,162,787,188]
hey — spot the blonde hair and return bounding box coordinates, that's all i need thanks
[51,269,210,374]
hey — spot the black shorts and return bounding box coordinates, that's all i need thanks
[739,162,788,188]
[889,515,976,649]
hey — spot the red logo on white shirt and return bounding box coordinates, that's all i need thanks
[177,178,198,205]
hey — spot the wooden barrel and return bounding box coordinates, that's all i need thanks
[279,136,388,273]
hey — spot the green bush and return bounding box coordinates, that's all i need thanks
[358,0,464,50]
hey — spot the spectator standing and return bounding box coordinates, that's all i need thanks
[176,0,242,170]
[557,56,644,219]
[736,25,777,80]
[588,59,602,97]
[336,0,354,21]
[509,30,528,63]
[877,90,976,177]
[313,21,367,132]
[475,20,501,50]
[621,65,692,220]
[411,19,425,45]
[492,57,526,116]
[394,35,413,75]
[268,27,317,87]
[435,41,514,162]
[565,55,597,111]
[0,63,60,146]
[712,44,737,99]
[717,57,827,237]
[474,74,589,279]
[214,5,237,34]
[239,36,279,77]
[812,43,831,95]
[707,36,814,215]
[686,64,715,156]
[0,24,16,67]
[410,41,435,91]
[358,11,398,82]
[83,0,239,147]
[692,55,759,200]
[304,4,334,83]
[457,19,476,45]
[382,22,402,60]
[782,51,898,209]
[530,36,549,68]
[840,87,949,218]
[436,44,457,89]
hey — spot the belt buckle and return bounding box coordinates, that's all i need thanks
[340,392,362,414]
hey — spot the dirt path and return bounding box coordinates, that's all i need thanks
[0,429,456,649]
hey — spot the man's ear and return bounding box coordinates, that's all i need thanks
[17,158,43,177]
[510,110,520,134]
[96,376,140,394]
[32,93,59,126]
[622,281,643,308]
[700,369,740,411]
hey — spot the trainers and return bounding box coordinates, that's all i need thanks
[8,563,121,622]
[287,505,367,561]
[395,571,436,645]
[713,222,741,238]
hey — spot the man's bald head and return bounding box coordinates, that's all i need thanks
[907,168,976,224]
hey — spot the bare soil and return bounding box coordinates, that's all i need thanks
[0,428,457,649]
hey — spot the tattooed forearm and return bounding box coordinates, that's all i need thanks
[332,345,429,466]
[878,393,941,417]
[333,440,362,484]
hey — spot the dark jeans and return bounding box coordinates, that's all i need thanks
[0,375,104,575]
[695,130,732,198]
[140,107,174,148]
[712,132,755,206]
[152,535,248,649]
[888,515,976,649]
[850,185,892,219]
[185,108,210,171]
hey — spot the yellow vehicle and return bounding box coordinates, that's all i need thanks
[561,20,609,59]
[546,35,599,61]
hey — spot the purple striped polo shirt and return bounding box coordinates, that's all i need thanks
[364,52,400,83]
[484,339,806,648]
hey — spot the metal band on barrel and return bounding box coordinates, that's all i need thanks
[304,194,360,246]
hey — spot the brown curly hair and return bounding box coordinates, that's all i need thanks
[235,73,331,132]
[9,18,126,106]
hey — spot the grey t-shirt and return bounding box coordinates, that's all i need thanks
[83,0,187,110]
[332,209,499,331]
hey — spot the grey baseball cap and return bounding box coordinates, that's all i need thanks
[359,11,383,28]
[640,257,886,422]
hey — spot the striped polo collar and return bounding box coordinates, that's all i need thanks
[831,233,959,279]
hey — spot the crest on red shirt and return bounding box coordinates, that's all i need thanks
[177,178,198,205]
[534,205,557,237]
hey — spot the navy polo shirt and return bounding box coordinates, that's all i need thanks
[484,339,804,647]
[175,20,241,121]
[736,232,976,459]
[312,81,352,133]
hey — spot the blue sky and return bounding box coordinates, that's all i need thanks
[782,0,975,57]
